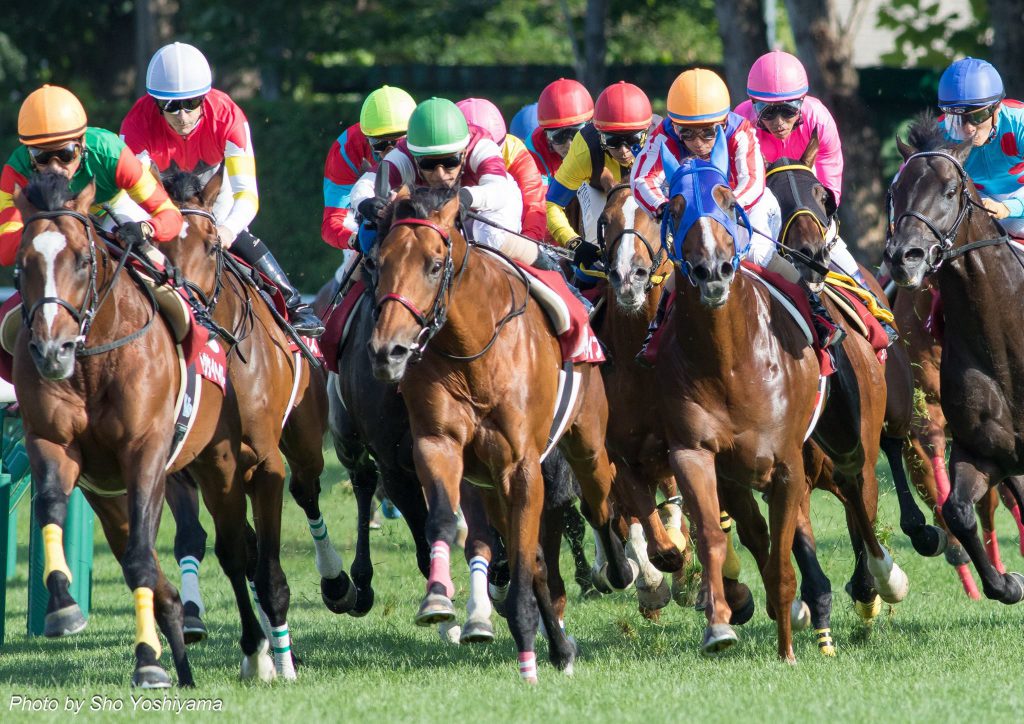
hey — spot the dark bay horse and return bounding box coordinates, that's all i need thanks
[886,115,1024,604]
[367,186,634,681]
[12,173,240,687]
[658,156,906,660]
[159,168,333,680]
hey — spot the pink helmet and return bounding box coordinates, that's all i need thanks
[456,98,507,146]
[747,51,809,103]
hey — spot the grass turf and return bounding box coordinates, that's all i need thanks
[3,452,1024,722]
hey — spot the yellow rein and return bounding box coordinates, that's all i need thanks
[576,263,670,287]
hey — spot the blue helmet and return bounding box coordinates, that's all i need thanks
[938,58,1005,110]
[509,103,539,141]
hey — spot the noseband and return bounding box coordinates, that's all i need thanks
[597,184,669,290]
[765,163,835,252]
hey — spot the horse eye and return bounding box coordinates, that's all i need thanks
[76,251,89,270]
[430,259,443,276]
[944,188,956,200]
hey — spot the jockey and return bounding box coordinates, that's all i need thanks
[457,97,546,242]
[510,103,540,142]
[938,58,1024,235]
[120,42,324,337]
[322,85,416,251]
[525,79,594,182]
[631,68,843,365]
[547,81,653,275]
[0,84,182,266]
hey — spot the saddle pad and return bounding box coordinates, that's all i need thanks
[824,285,889,364]
[321,279,367,373]
[823,271,895,324]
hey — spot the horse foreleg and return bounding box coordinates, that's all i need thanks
[764,461,803,664]
[333,447,373,616]
[165,471,209,643]
[791,492,834,656]
[717,485,765,626]
[505,457,545,683]
[1000,477,1024,557]
[625,519,669,619]
[458,483,495,644]
[978,486,1006,574]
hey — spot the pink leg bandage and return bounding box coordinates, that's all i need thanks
[931,456,951,508]
[956,565,980,600]
[427,540,455,598]
[985,530,1006,574]
[518,651,538,682]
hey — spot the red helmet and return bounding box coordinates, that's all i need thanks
[537,78,594,128]
[594,81,652,132]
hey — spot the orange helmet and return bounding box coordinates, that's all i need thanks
[537,78,593,128]
[18,85,88,146]
[666,69,730,125]
[594,81,652,132]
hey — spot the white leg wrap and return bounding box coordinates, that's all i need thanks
[307,516,345,579]
[466,556,492,623]
[248,581,274,644]
[179,556,204,615]
[270,622,297,680]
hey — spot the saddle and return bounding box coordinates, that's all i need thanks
[321,279,368,374]
[822,272,890,363]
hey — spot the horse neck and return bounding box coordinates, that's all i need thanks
[605,278,665,352]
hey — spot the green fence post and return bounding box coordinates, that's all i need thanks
[0,470,11,646]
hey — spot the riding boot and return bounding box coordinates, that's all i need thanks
[252,251,326,338]
[635,291,672,369]
[805,286,845,348]
[531,247,593,314]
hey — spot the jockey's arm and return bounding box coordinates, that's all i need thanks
[215,122,259,246]
[322,133,362,250]
[459,138,512,211]
[814,112,845,207]
[545,134,591,247]
[114,146,183,242]
[0,162,27,266]
[729,123,767,211]
[630,134,668,217]
[504,137,547,241]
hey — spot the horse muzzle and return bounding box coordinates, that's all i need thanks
[884,239,931,289]
[690,259,735,308]
[608,264,648,313]
[28,337,77,380]
[366,338,413,383]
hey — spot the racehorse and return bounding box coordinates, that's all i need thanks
[160,167,333,679]
[11,172,239,687]
[657,154,906,660]
[886,114,1024,604]
[366,185,634,681]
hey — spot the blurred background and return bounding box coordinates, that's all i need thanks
[0,0,1019,290]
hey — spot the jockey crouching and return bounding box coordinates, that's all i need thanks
[525,79,595,183]
[630,68,844,367]
[736,50,897,344]
[120,42,323,337]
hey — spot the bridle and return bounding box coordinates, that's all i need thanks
[597,183,669,290]
[16,208,156,357]
[890,150,1009,274]
[765,163,837,252]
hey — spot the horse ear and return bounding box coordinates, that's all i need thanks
[896,135,916,161]
[668,195,686,226]
[710,127,729,177]
[438,191,461,228]
[712,185,734,212]
[659,143,680,181]
[393,185,411,203]
[952,137,973,164]
[801,128,820,167]
[71,181,95,215]
[599,167,616,193]
[200,164,224,209]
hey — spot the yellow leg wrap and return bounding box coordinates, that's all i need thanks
[41,524,72,584]
[133,587,162,659]
[666,526,688,553]
[815,628,836,657]
[720,513,742,579]
[854,594,882,623]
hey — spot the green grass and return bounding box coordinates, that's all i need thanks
[3,452,1024,722]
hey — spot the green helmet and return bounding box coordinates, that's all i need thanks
[406,98,470,156]
[359,85,416,137]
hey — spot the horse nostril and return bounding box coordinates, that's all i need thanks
[60,341,76,356]
[608,268,622,285]
[904,247,925,263]
[719,262,734,279]
[388,344,409,361]
[692,264,711,282]
[634,267,649,280]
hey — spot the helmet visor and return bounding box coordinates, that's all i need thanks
[940,102,999,126]
[754,99,803,122]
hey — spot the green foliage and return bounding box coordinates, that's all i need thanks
[877,0,990,67]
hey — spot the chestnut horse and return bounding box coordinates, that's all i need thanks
[658,155,906,660]
[886,115,1024,604]
[367,186,634,681]
[12,173,240,687]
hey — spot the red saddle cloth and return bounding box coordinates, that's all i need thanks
[320,279,367,373]
[740,261,834,377]
[925,286,944,342]
[827,285,890,363]
[514,262,605,365]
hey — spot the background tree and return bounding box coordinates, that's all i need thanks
[990,0,1024,99]
[713,0,770,102]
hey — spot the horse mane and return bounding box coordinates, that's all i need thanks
[390,185,458,221]
[24,171,73,212]
[906,112,957,153]
[162,169,204,206]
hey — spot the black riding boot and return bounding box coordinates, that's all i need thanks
[806,287,845,348]
[252,251,325,337]
[531,247,593,313]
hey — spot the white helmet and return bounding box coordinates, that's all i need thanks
[146,42,212,99]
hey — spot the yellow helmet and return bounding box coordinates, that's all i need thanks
[666,69,730,125]
[18,85,88,146]
[359,86,417,137]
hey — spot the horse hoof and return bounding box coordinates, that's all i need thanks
[438,620,462,644]
[488,581,510,604]
[44,604,87,638]
[131,665,172,689]
[701,624,738,655]
[555,638,577,676]
[874,564,909,604]
[240,640,276,682]
[790,599,811,631]
[649,546,685,573]
[321,572,357,614]
[349,586,375,618]
[944,541,971,567]
[666,526,688,554]
[183,615,208,645]
[415,593,456,626]
[854,594,882,624]
[636,577,671,611]
[911,525,947,557]
[816,628,836,657]
[459,618,495,644]
[590,565,613,594]
[1000,572,1024,604]
[729,588,756,626]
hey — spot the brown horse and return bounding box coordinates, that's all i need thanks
[366,185,634,681]
[159,168,333,680]
[12,173,240,687]
[886,115,1024,604]
[658,155,906,660]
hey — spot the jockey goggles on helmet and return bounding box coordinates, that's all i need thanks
[673,122,721,142]
[754,99,803,121]
[545,124,585,146]
[599,129,646,151]
[941,102,999,126]
[416,153,464,171]
[29,141,82,166]
[155,95,205,113]
[368,134,403,154]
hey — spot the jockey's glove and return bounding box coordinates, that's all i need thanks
[569,237,601,271]
[458,187,474,213]
[357,197,387,222]
[216,225,236,247]
[117,220,153,249]
[357,222,378,255]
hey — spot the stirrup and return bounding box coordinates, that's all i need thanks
[815,318,845,348]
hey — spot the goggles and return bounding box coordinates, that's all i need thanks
[368,135,402,154]
[416,154,464,171]
[754,100,803,122]
[941,102,999,126]
[154,95,205,113]
[29,141,83,166]
[673,123,721,142]
[599,130,646,151]
[545,124,585,146]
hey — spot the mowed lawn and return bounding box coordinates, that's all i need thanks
[3,449,1024,723]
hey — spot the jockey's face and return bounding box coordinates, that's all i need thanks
[545,124,584,159]
[675,122,721,160]
[960,104,1000,147]
[417,153,464,189]
[28,138,84,179]
[157,97,205,137]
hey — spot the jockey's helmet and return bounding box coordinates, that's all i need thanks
[594,81,652,132]
[146,42,212,99]
[667,69,730,125]
[406,98,471,156]
[18,85,87,146]
[360,86,417,138]
[456,98,507,146]
[746,51,809,103]
[938,58,1005,111]
[510,103,539,141]
[537,79,594,129]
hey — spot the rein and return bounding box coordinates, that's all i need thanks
[597,183,670,290]
[765,162,837,274]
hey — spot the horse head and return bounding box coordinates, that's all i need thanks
[601,184,668,313]
[885,114,981,289]
[665,154,748,308]
[160,163,223,282]
[765,131,835,290]
[13,172,98,380]
[366,185,462,382]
